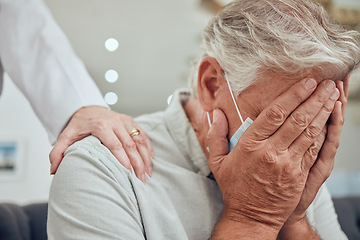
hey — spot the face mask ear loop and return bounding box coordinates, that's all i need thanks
[226,78,244,124]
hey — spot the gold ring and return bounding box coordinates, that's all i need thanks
[129,128,140,137]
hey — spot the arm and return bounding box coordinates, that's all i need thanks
[47,136,146,239]
[0,0,153,178]
[0,0,107,143]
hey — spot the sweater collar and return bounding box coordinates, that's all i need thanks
[164,89,211,177]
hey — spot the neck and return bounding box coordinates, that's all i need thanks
[183,97,210,157]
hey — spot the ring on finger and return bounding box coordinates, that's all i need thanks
[129,128,141,137]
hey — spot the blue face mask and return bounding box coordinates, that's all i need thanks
[207,78,253,152]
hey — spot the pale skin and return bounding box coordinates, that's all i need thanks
[49,107,154,182]
[184,57,348,239]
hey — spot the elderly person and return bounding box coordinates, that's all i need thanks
[47,0,360,239]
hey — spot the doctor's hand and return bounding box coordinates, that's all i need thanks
[208,78,339,239]
[49,106,154,182]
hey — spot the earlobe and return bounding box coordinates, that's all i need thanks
[197,57,225,112]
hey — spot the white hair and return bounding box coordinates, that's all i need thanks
[190,0,360,96]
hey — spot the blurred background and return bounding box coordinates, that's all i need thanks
[0,0,359,204]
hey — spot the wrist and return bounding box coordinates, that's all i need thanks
[278,217,318,240]
[212,209,279,240]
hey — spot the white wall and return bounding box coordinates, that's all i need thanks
[45,0,212,116]
[0,74,52,204]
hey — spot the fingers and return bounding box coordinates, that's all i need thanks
[49,134,72,174]
[112,126,149,183]
[126,126,153,177]
[95,124,152,183]
[286,86,339,157]
[301,127,326,172]
[49,128,83,174]
[92,127,133,172]
[245,78,317,141]
[271,80,337,151]
[317,101,343,168]
[302,102,343,198]
[49,106,154,183]
[207,109,229,172]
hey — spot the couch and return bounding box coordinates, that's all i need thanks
[333,197,360,240]
[0,198,359,240]
[0,202,47,240]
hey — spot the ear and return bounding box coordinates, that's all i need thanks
[197,57,225,112]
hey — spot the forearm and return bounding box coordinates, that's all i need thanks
[277,218,320,240]
[0,0,107,143]
[211,210,279,240]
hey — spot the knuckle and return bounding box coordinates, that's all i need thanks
[334,140,340,150]
[239,137,257,153]
[133,137,145,146]
[315,92,327,104]
[59,131,73,142]
[266,104,287,124]
[329,140,340,151]
[342,97,348,106]
[123,141,137,151]
[290,91,304,105]
[304,125,322,139]
[339,117,345,126]
[291,112,309,128]
[108,143,124,152]
[281,162,293,176]
[322,102,334,113]
[308,143,320,158]
[263,148,277,164]
[92,120,107,133]
[117,114,131,122]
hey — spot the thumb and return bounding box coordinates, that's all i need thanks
[207,109,229,170]
[49,131,75,174]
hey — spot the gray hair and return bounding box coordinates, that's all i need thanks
[190,0,360,96]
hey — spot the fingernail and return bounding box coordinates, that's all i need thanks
[141,174,146,183]
[305,78,316,90]
[330,89,340,100]
[325,81,335,91]
[146,167,153,177]
[127,168,133,174]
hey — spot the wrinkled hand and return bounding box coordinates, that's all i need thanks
[49,106,154,182]
[208,78,339,233]
[279,76,349,236]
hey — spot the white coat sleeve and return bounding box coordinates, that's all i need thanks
[0,0,108,144]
